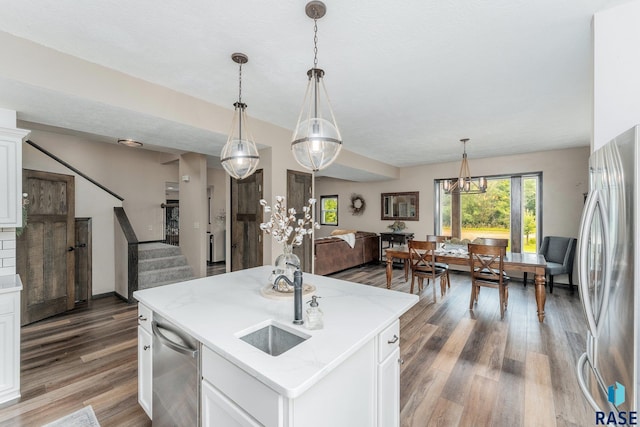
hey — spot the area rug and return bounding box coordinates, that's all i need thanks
[42,405,100,427]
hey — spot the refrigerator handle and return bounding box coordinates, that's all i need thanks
[576,352,604,413]
[152,321,199,358]
[577,190,600,336]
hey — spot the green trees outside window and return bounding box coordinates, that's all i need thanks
[320,195,338,226]
[437,174,540,253]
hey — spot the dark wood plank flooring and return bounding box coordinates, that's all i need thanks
[0,264,592,426]
[0,296,150,427]
[206,261,226,277]
[330,265,592,427]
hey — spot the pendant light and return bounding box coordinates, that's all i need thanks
[221,53,260,180]
[443,138,487,194]
[291,1,342,172]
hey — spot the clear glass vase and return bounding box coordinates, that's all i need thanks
[273,244,300,293]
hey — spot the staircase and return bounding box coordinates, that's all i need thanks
[138,242,195,290]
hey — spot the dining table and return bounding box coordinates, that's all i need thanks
[384,247,548,322]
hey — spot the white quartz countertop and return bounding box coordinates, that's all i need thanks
[0,274,22,294]
[133,266,418,398]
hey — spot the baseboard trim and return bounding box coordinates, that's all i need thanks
[114,292,130,303]
[91,291,131,304]
[91,291,115,300]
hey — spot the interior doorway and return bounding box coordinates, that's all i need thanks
[230,170,263,271]
[17,169,75,325]
[287,169,313,272]
[163,200,179,246]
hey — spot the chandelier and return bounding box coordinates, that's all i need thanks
[291,1,342,172]
[442,138,487,194]
[220,53,260,180]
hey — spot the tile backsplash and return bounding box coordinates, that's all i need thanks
[0,228,16,276]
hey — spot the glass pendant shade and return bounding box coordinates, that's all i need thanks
[221,102,259,180]
[291,68,342,171]
[291,2,342,172]
[221,53,259,180]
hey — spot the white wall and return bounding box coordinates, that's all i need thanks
[23,130,179,241]
[207,168,227,263]
[22,129,179,295]
[179,153,207,278]
[593,0,640,150]
[315,147,589,246]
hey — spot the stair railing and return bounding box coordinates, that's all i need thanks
[114,207,139,302]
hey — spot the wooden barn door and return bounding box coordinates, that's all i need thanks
[230,170,263,271]
[17,169,75,325]
[74,217,92,305]
[287,170,313,273]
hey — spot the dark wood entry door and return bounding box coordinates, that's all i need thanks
[17,169,75,325]
[230,170,263,271]
[74,218,92,304]
[287,170,313,272]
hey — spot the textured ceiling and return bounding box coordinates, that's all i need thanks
[0,0,630,175]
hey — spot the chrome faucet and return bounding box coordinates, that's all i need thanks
[274,263,304,325]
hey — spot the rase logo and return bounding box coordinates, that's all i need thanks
[609,383,626,408]
[596,382,638,425]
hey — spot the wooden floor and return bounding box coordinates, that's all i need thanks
[206,261,226,277]
[0,297,150,427]
[331,265,592,427]
[0,264,591,426]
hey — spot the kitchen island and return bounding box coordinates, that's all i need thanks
[134,265,418,427]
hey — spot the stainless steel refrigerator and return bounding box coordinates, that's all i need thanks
[576,125,639,413]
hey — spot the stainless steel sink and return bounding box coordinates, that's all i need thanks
[239,322,309,356]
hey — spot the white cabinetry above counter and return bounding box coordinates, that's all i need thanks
[0,127,30,228]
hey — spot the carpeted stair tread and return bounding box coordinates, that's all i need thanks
[138,276,197,290]
[138,265,193,285]
[137,243,195,290]
[138,255,190,272]
[138,243,183,260]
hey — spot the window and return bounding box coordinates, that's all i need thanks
[435,173,541,253]
[320,195,338,226]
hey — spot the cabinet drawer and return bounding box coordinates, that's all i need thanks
[202,379,262,427]
[137,303,152,333]
[378,320,400,362]
[202,347,280,427]
[387,235,405,244]
[0,293,16,315]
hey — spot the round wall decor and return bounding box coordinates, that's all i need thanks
[349,194,366,215]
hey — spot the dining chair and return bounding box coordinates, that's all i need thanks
[467,238,510,319]
[426,234,451,291]
[408,240,450,300]
[523,236,577,293]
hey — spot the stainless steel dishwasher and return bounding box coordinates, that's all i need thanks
[152,312,201,426]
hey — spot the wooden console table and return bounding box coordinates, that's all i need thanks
[384,248,548,323]
[379,232,414,262]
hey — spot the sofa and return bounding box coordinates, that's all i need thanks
[314,231,380,276]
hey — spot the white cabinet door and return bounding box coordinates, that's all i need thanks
[202,380,262,427]
[138,326,152,419]
[378,347,400,427]
[0,292,19,404]
[0,129,28,227]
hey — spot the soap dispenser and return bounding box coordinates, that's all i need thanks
[305,296,323,330]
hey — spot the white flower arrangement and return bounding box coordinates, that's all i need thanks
[259,196,320,246]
